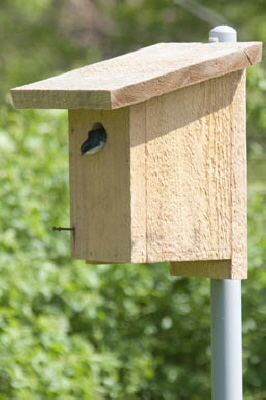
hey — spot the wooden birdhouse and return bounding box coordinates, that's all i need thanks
[11,41,262,279]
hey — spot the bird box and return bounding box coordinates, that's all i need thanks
[11,42,262,279]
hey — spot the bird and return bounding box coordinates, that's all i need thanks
[81,122,107,156]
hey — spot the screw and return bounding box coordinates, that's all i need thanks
[52,227,75,232]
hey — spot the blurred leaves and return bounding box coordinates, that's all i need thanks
[0,104,211,398]
[247,66,266,155]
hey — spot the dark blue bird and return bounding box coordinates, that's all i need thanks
[81,122,107,156]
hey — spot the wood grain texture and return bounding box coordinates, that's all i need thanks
[69,71,246,279]
[11,42,262,110]
[68,70,247,278]
[129,103,147,262]
[169,70,247,279]
[68,108,131,262]
[68,106,148,263]
[230,70,247,279]
[145,73,237,264]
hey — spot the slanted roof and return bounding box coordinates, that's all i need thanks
[11,42,262,110]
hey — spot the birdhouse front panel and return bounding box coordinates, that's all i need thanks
[68,103,147,263]
[68,107,131,262]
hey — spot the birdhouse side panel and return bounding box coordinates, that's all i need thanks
[144,71,245,266]
[230,69,247,278]
[68,108,131,262]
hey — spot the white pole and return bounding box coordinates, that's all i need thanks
[209,26,243,400]
[210,280,243,400]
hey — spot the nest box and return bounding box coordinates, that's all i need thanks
[11,42,262,279]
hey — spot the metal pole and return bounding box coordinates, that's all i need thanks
[210,280,243,400]
[209,26,243,400]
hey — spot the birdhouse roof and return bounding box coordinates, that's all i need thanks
[11,42,262,110]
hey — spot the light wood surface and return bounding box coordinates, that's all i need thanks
[69,70,247,278]
[129,103,147,262]
[68,104,147,263]
[230,70,247,279]
[68,108,131,262]
[169,70,247,279]
[11,42,261,110]
[10,41,255,277]
[144,71,238,263]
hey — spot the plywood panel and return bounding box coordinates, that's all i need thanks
[129,103,147,262]
[145,71,243,268]
[68,108,131,262]
[11,42,262,109]
[230,70,247,279]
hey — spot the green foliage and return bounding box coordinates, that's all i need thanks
[243,185,266,399]
[0,106,96,398]
[0,102,211,397]
[246,66,266,154]
[1,0,266,398]
[0,0,101,103]
[0,102,265,398]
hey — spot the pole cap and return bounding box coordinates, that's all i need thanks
[209,26,237,43]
